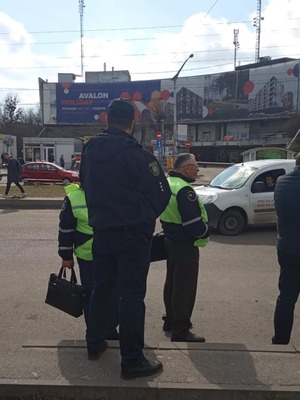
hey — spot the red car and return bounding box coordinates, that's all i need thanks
[22,161,80,185]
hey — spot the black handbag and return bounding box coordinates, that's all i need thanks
[45,267,84,318]
[150,232,167,262]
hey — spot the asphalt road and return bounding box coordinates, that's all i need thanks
[0,209,299,351]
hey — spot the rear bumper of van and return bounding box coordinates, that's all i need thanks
[204,203,223,229]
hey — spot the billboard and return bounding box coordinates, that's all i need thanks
[43,59,300,125]
[56,80,162,124]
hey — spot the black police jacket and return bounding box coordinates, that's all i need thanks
[274,165,300,255]
[80,127,171,233]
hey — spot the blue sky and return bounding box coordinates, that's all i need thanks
[0,0,299,107]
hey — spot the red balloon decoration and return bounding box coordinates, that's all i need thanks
[161,90,170,100]
[243,81,254,94]
[120,92,131,99]
[132,92,142,101]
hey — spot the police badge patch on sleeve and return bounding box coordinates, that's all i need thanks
[187,190,197,201]
[61,200,67,211]
[149,161,160,176]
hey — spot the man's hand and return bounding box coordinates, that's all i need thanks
[62,259,74,269]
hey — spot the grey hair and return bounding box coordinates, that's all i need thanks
[174,153,195,170]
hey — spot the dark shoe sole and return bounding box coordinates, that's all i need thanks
[121,364,163,379]
[171,335,205,343]
[87,341,108,360]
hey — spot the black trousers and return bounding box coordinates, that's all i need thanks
[164,238,199,337]
[86,228,152,365]
[5,181,24,195]
[273,250,300,344]
[77,258,119,334]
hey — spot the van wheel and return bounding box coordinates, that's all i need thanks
[218,209,245,236]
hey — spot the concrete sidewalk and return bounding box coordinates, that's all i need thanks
[1,339,300,399]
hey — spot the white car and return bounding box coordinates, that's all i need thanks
[194,159,296,235]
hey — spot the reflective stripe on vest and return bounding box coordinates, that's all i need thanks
[160,176,209,248]
[65,184,93,260]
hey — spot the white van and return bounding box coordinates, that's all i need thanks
[194,159,296,235]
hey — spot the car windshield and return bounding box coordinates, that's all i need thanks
[209,165,257,189]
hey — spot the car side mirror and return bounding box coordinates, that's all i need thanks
[252,181,265,193]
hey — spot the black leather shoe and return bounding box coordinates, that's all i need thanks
[121,357,163,379]
[272,336,289,345]
[171,331,205,343]
[162,317,172,332]
[87,340,108,360]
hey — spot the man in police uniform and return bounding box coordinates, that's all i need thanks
[80,98,171,379]
[160,153,209,342]
[272,153,300,344]
[58,183,119,338]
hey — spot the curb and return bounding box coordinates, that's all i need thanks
[1,379,300,400]
[0,198,62,209]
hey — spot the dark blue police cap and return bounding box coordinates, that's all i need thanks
[107,98,135,120]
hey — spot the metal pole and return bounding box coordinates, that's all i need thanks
[173,78,177,160]
[171,54,194,161]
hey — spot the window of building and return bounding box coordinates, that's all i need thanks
[202,131,212,141]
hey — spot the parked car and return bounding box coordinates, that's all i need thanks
[22,161,80,185]
[194,159,296,235]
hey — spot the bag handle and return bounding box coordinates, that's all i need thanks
[58,266,78,284]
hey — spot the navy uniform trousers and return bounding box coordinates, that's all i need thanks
[164,237,199,337]
[86,227,151,364]
[77,258,119,334]
[273,250,300,344]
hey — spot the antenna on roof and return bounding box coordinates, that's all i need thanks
[78,0,85,77]
[253,0,264,63]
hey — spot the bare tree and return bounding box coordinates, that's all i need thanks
[2,135,15,152]
[0,93,23,124]
[22,106,42,125]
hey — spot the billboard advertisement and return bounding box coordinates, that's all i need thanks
[56,80,162,124]
[52,59,300,125]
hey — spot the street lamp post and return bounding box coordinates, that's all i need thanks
[171,53,194,159]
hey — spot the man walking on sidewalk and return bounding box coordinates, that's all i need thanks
[2,152,26,198]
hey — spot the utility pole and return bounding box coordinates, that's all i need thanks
[233,29,239,69]
[78,0,85,77]
[253,0,264,63]
[171,54,194,159]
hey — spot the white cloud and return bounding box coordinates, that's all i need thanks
[0,0,300,108]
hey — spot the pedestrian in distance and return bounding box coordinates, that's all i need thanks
[60,155,65,168]
[272,153,300,345]
[2,152,26,198]
[58,183,119,338]
[160,153,209,342]
[48,152,55,163]
[70,155,77,170]
[80,97,171,379]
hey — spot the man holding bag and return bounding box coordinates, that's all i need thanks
[58,183,119,338]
